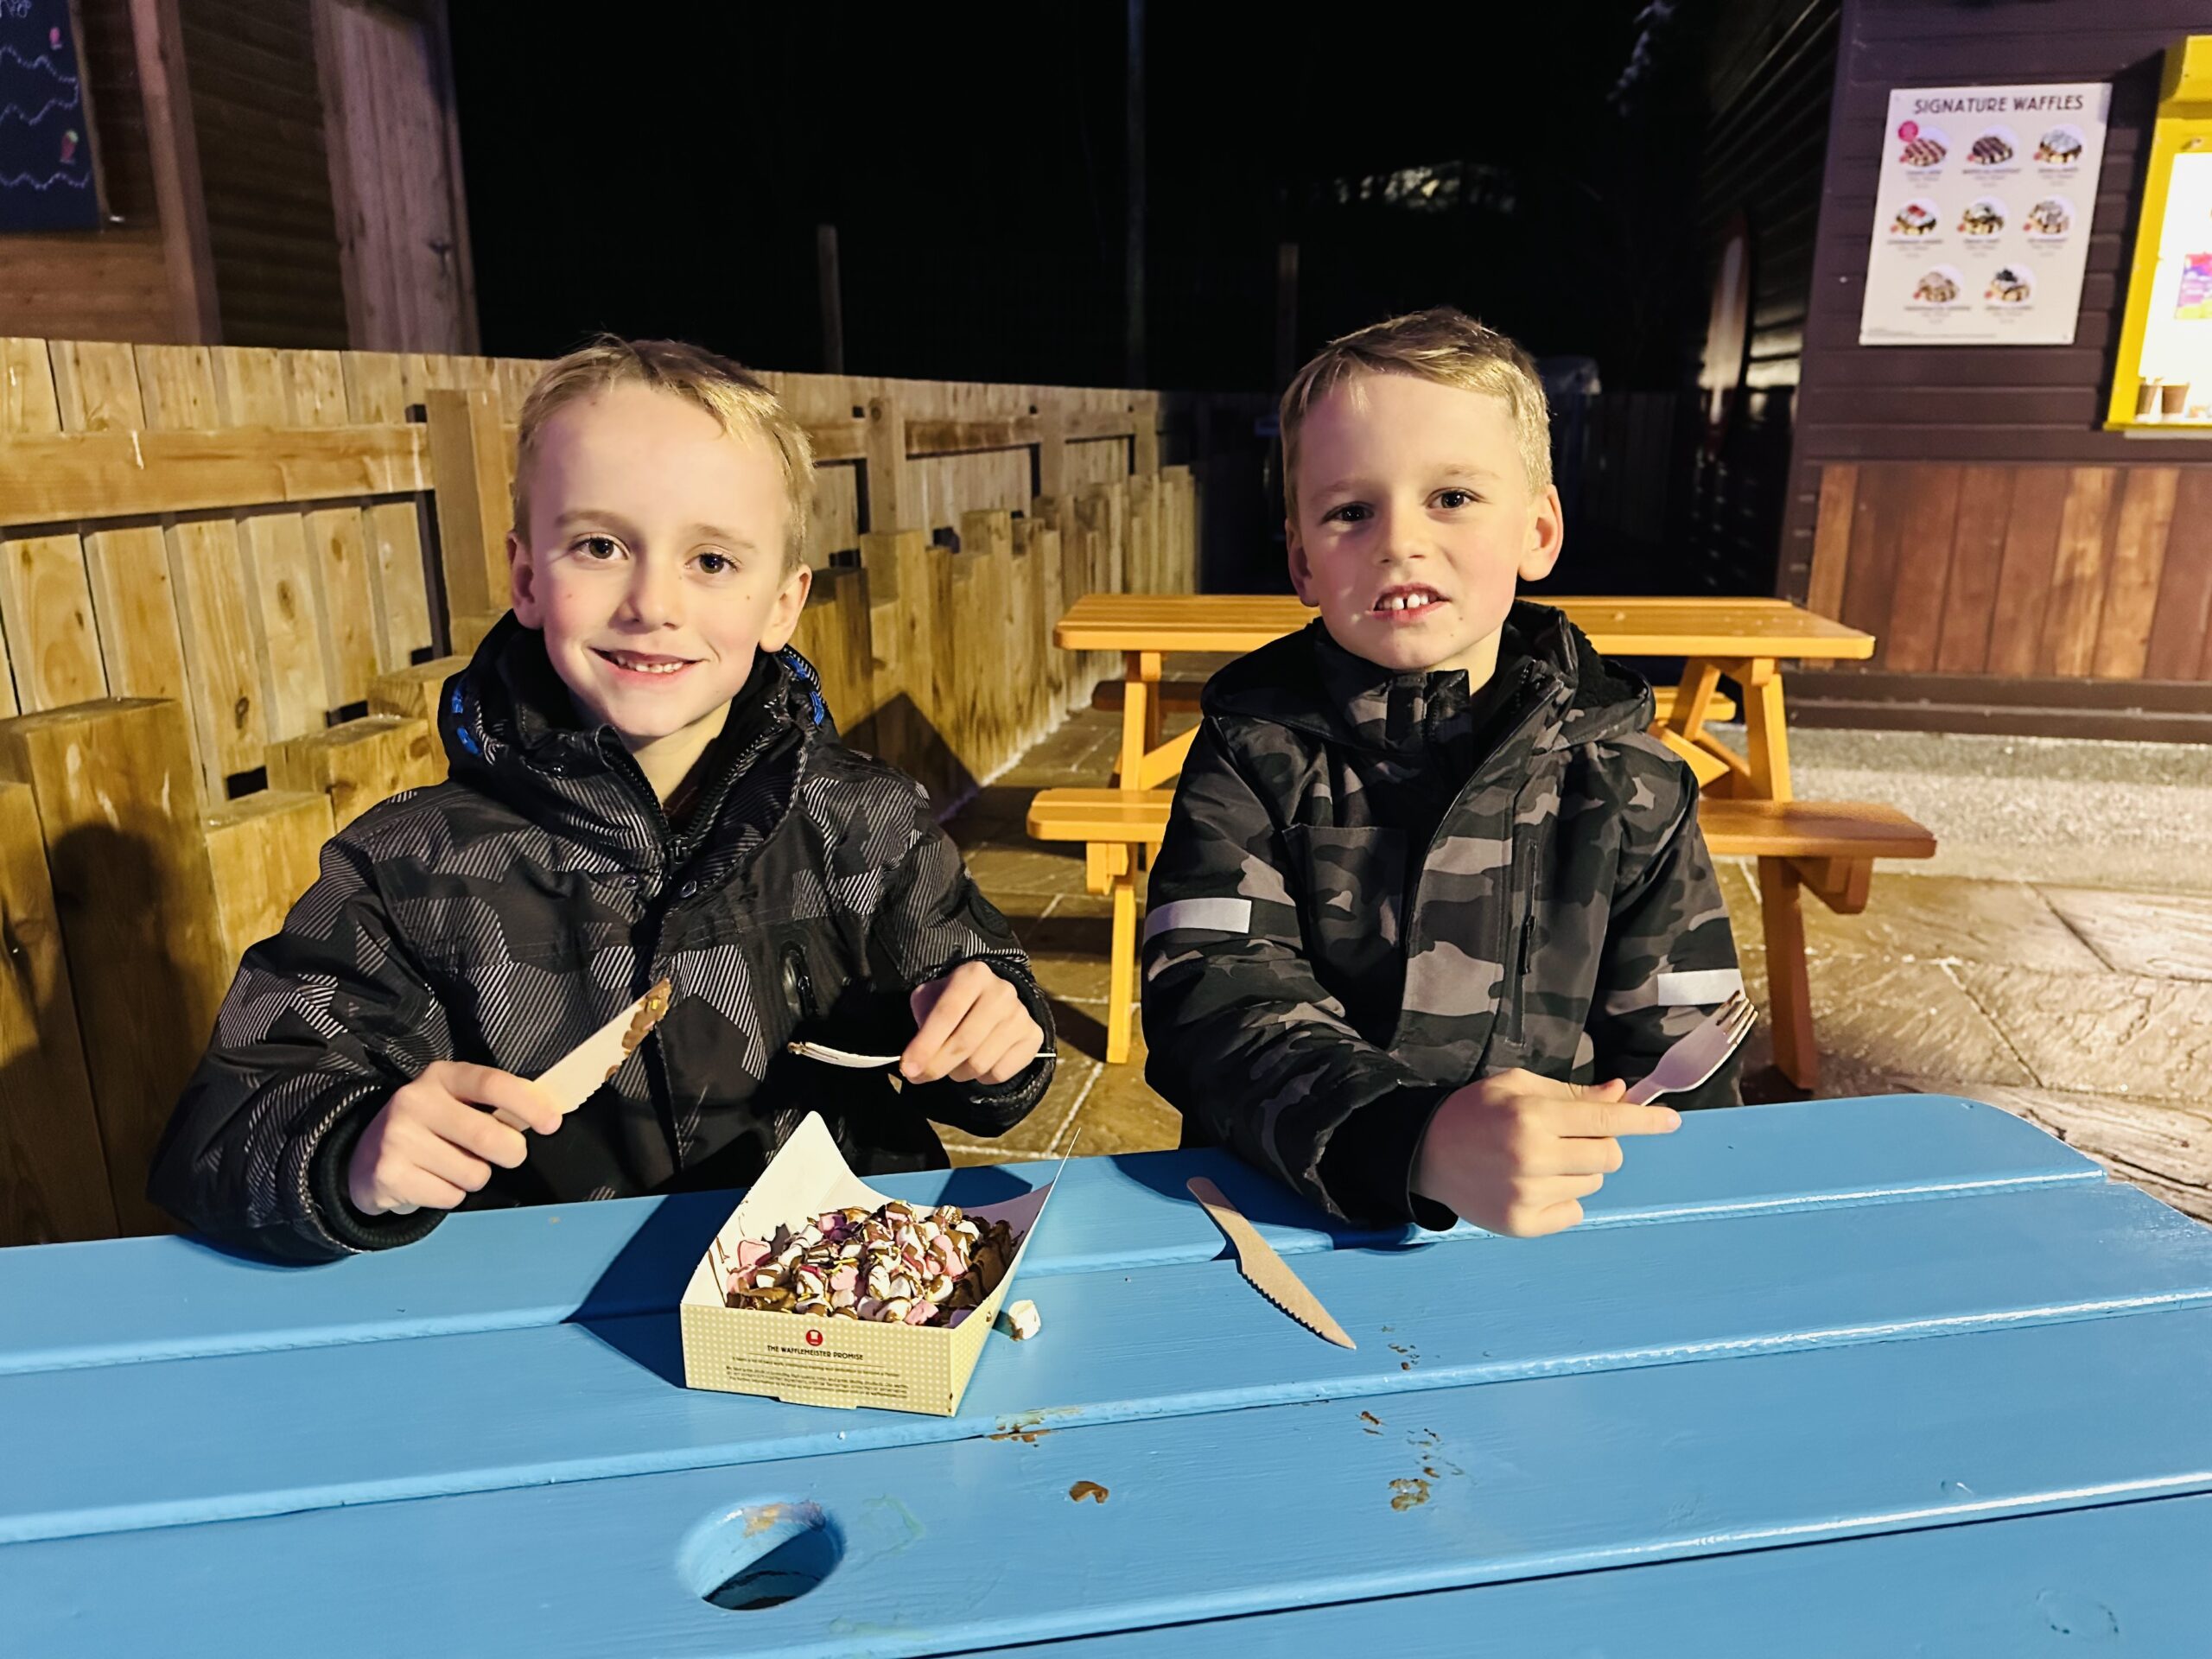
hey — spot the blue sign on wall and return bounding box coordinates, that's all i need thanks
[2,0,100,233]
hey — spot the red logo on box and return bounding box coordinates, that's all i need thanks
[804,1328,824,1347]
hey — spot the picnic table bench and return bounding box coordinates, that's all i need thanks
[4,1096,2210,1654]
[1032,594,1935,1079]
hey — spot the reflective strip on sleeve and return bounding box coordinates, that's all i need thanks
[1141,897,1254,943]
[1652,968,1745,1006]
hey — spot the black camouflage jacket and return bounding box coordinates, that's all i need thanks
[1141,603,1741,1228]
[149,617,1053,1262]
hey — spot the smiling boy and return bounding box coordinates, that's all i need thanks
[1141,308,1740,1238]
[151,339,1052,1261]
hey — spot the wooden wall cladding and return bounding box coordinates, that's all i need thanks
[1808,461,2212,682]
[1782,0,2212,606]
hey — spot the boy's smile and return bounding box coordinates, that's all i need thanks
[509,384,810,801]
[1287,372,1562,684]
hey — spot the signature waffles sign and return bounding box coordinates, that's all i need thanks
[1860,83,2111,346]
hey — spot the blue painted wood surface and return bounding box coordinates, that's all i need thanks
[5,1179,2203,1544]
[0,1096,2096,1376]
[10,1307,2212,1655]
[1001,1495,2212,1656]
[1,1095,2204,1658]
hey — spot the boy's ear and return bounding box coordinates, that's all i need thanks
[757,562,813,653]
[1286,518,1317,604]
[507,531,543,626]
[1517,485,1566,583]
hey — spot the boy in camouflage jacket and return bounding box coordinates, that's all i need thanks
[1142,310,1741,1238]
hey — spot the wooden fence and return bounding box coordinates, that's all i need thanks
[0,339,1197,1246]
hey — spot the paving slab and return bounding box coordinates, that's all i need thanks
[1950,963,2212,1097]
[2037,887,2212,982]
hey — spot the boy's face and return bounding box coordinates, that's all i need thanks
[510,385,809,767]
[1287,372,1562,683]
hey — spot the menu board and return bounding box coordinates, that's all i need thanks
[0,0,100,232]
[1859,82,2110,346]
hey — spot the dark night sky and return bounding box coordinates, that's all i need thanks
[448,2,1712,394]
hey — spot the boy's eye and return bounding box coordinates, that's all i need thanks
[1435,489,1479,510]
[574,535,623,561]
[696,551,734,575]
[1322,502,1372,524]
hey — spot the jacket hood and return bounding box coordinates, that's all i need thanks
[437,613,832,868]
[1202,601,1655,758]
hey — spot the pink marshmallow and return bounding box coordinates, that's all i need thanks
[734,1239,769,1273]
[905,1300,938,1325]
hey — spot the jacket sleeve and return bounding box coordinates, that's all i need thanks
[146,836,454,1262]
[1141,720,1446,1225]
[866,804,1056,1138]
[1583,742,1745,1110]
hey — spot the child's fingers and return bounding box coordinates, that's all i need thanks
[1523,1135,1624,1177]
[961,1018,1038,1085]
[435,1101,531,1171]
[1554,1099,1680,1140]
[376,1166,471,1215]
[903,974,983,1078]
[394,1118,496,1196]
[440,1064,563,1135]
[1522,1198,1587,1236]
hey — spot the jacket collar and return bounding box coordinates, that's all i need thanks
[439,614,829,869]
[1203,600,1656,761]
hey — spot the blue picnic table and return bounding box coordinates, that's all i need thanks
[3,1094,2211,1655]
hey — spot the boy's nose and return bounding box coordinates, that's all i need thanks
[620,557,684,626]
[1373,502,1430,562]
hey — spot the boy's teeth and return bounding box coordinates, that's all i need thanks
[1379,594,1434,612]
[610,653,687,674]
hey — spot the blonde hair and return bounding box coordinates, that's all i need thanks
[1279,307,1552,520]
[512,337,815,569]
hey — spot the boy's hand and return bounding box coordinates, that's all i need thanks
[346,1062,563,1217]
[1411,1069,1680,1238]
[903,961,1044,1086]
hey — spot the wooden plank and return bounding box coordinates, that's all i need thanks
[855,528,963,807]
[201,789,335,967]
[1983,467,2069,678]
[0,426,432,523]
[1838,464,1901,647]
[305,508,381,709]
[46,340,147,432]
[0,780,116,1248]
[340,351,409,423]
[3,1179,2196,1544]
[133,345,219,430]
[1878,466,1960,674]
[2146,469,2212,683]
[14,1292,2212,1650]
[268,715,437,830]
[281,350,350,427]
[2091,466,2180,681]
[0,1096,2101,1376]
[365,501,434,668]
[208,346,291,429]
[164,518,269,791]
[863,394,911,533]
[423,388,512,622]
[0,700,230,1236]
[80,526,192,707]
[367,658,461,784]
[1931,466,2012,674]
[0,339,62,434]
[233,512,329,744]
[2040,467,2120,678]
[1025,1497,2212,1656]
[0,536,107,711]
[787,565,874,733]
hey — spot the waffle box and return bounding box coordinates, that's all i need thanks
[679,1112,1058,1415]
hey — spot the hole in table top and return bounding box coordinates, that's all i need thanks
[681,1500,842,1611]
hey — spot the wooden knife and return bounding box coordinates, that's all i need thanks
[493,979,674,1128]
[1187,1176,1356,1349]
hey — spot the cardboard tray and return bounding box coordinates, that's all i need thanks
[678,1113,1056,1415]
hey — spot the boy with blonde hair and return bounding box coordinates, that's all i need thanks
[154,339,1052,1260]
[1142,308,1739,1238]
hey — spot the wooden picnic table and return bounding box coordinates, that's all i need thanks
[5,1096,2212,1654]
[1053,592,1876,802]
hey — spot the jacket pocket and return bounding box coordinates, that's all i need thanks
[1281,824,1406,1037]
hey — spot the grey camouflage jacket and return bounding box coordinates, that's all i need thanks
[1141,603,1742,1228]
